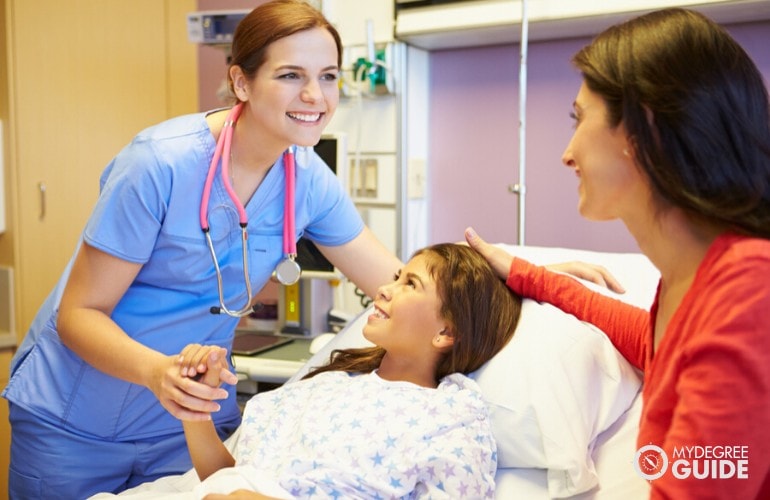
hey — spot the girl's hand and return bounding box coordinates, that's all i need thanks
[178,344,239,388]
[178,343,211,379]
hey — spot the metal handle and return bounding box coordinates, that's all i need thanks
[38,182,46,220]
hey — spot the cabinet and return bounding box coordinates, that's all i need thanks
[395,0,770,50]
[1,349,11,498]
[0,1,198,496]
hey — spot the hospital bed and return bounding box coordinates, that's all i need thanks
[99,244,658,499]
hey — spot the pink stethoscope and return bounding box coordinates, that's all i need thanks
[200,102,301,317]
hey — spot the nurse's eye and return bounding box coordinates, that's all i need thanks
[321,71,339,82]
[279,72,301,80]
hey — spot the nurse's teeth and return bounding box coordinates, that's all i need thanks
[288,112,320,122]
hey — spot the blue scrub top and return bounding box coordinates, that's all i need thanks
[3,111,364,440]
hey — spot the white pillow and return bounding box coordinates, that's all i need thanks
[473,245,655,497]
[470,299,642,497]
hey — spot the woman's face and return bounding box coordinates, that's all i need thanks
[561,82,647,221]
[233,27,340,149]
[363,254,447,357]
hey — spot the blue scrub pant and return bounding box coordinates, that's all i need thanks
[8,403,238,500]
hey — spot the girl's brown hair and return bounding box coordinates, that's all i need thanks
[304,243,522,380]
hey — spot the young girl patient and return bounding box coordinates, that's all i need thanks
[178,243,522,499]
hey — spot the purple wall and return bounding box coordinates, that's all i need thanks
[428,21,770,252]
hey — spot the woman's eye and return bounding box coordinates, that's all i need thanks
[569,111,581,127]
[321,72,339,82]
[279,72,300,80]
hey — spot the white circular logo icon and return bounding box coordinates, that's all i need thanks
[634,444,669,480]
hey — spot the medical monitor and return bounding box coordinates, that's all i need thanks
[296,133,348,279]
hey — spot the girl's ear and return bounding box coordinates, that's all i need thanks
[433,327,455,351]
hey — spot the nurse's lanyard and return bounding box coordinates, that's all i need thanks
[200,102,301,317]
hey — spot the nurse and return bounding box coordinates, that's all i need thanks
[2,1,401,498]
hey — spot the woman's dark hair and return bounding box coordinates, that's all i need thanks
[227,0,342,99]
[304,243,522,380]
[573,8,770,237]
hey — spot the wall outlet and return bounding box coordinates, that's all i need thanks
[408,158,426,199]
[350,158,378,198]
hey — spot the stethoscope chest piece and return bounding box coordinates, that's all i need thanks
[274,257,301,286]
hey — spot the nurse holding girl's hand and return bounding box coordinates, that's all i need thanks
[2,1,401,499]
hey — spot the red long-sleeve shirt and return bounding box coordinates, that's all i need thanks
[506,233,770,499]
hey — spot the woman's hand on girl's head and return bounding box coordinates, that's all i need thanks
[464,227,514,279]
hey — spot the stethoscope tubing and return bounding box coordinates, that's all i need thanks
[200,103,247,230]
[199,102,298,317]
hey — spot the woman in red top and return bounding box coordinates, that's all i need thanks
[467,7,770,500]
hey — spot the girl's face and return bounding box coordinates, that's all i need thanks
[363,254,447,358]
[561,82,648,221]
[233,27,340,149]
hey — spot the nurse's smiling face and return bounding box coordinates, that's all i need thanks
[561,82,649,222]
[231,27,340,150]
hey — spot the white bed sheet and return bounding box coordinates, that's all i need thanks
[95,244,658,499]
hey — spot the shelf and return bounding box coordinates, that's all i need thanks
[395,0,770,50]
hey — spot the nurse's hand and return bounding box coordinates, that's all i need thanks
[179,344,239,388]
[149,354,233,422]
[464,226,625,293]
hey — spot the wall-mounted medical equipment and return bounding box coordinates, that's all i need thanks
[345,20,395,97]
[186,10,247,46]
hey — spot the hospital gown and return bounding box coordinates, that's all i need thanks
[234,370,497,499]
